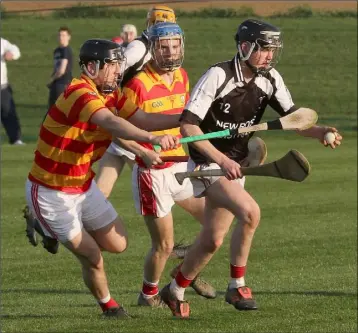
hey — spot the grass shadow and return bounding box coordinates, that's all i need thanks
[1,288,90,295]
[214,290,357,297]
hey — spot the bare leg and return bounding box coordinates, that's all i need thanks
[95,152,127,199]
[143,213,174,283]
[181,177,260,278]
[63,230,110,300]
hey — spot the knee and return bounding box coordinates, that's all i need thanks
[241,202,261,230]
[105,235,128,254]
[84,251,105,271]
[200,234,224,254]
[152,240,174,258]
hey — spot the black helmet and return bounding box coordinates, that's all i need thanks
[235,19,282,73]
[79,39,126,94]
[79,38,125,68]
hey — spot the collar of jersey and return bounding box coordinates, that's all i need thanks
[80,74,101,93]
[231,53,244,84]
[144,63,183,91]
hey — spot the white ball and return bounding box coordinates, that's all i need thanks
[324,132,336,144]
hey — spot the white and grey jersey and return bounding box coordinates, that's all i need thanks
[121,31,151,87]
[180,53,297,164]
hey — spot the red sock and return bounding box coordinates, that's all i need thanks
[99,298,119,312]
[142,281,159,296]
[230,264,246,278]
[175,270,193,288]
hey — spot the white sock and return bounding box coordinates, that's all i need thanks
[98,294,111,304]
[170,279,185,301]
[228,277,245,289]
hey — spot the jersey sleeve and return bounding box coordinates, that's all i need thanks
[1,39,21,60]
[180,66,226,125]
[115,87,139,120]
[124,40,147,70]
[122,77,144,109]
[62,47,72,60]
[68,89,106,123]
[181,68,190,103]
[268,69,298,115]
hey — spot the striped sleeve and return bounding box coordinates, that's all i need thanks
[122,78,144,108]
[66,89,106,124]
[116,89,139,120]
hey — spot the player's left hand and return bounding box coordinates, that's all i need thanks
[318,126,342,149]
[140,149,163,168]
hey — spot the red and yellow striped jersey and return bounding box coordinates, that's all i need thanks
[123,63,189,168]
[28,74,138,193]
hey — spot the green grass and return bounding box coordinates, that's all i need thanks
[1,16,357,333]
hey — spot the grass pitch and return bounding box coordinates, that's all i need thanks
[1,15,357,333]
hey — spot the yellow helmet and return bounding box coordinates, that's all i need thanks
[146,5,176,29]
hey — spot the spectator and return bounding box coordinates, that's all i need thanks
[47,26,73,108]
[1,37,24,145]
[120,24,137,46]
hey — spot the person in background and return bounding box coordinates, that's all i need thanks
[1,37,24,145]
[47,26,73,108]
[120,24,138,46]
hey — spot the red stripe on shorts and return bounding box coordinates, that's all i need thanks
[137,168,157,216]
[31,183,58,239]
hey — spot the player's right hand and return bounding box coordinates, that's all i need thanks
[150,135,179,151]
[219,157,243,180]
[140,149,163,168]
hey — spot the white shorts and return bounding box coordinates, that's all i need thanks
[25,179,118,243]
[132,162,194,218]
[107,142,135,160]
[187,159,246,198]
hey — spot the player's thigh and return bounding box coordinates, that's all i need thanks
[25,180,84,242]
[175,196,206,224]
[96,152,126,197]
[170,162,206,222]
[144,213,175,249]
[132,164,175,218]
[88,215,128,253]
[206,177,259,221]
[81,181,127,253]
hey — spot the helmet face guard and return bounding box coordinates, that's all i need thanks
[80,45,126,93]
[235,20,283,74]
[148,23,184,72]
[151,36,184,71]
[238,32,283,73]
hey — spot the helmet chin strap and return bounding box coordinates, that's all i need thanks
[82,61,117,94]
[81,61,100,79]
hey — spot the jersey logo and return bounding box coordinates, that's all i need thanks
[87,91,97,96]
[152,100,164,108]
[180,95,185,105]
[168,95,176,108]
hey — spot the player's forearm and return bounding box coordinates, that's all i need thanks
[148,113,180,131]
[108,117,154,143]
[295,125,321,138]
[112,138,147,157]
[131,112,181,131]
[181,123,228,165]
[51,69,66,81]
